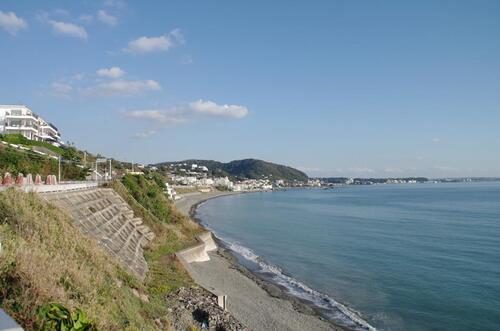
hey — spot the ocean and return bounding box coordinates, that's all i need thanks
[195,182,500,331]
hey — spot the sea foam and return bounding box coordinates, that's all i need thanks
[223,239,377,331]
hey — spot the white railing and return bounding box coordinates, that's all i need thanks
[0,181,98,193]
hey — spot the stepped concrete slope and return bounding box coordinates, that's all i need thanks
[43,188,155,280]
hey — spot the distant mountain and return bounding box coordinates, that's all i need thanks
[155,158,308,182]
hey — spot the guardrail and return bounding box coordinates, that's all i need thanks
[0,181,98,193]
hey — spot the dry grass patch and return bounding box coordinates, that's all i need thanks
[0,189,161,330]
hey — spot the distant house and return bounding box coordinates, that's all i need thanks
[0,105,63,146]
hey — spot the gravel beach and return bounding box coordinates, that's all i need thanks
[175,191,343,331]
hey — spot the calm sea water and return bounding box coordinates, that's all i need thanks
[195,182,500,331]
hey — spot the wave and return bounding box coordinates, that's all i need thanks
[223,238,377,331]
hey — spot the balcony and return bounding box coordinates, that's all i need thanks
[5,114,39,122]
[5,125,39,133]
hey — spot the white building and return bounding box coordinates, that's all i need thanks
[164,183,178,200]
[213,176,234,190]
[0,105,62,146]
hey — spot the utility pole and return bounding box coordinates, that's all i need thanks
[108,159,112,180]
[58,156,61,183]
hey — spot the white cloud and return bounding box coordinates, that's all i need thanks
[79,14,94,23]
[83,79,161,97]
[104,0,127,9]
[0,11,28,35]
[46,68,160,98]
[124,29,183,54]
[133,130,157,139]
[48,20,88,40]
[96,66,125,78]
[432,137,441,143]
[97,10,117,26]
[53,8,70,17]
[189,99,248,118]
[72,73,85,81]
[125,110,186,124]
[51,82,73,95]
[123,99,248,137]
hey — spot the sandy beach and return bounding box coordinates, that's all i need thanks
[175,191,343,331]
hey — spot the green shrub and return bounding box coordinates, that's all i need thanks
[0,145,88,180]
[0,134,64,155]
[38,303,96,331]
[121,174,172,223]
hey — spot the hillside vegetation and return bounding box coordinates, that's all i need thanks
[0,144,87,180]
[0,173,205,330]
[157,158,309,181]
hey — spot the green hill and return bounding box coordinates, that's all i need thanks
[156,158,308,182]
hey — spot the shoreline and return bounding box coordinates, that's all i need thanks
[175,189,349,331]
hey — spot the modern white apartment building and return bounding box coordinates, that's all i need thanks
[0,105,63,146]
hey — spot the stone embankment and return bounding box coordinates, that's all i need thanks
[43,188,154,280]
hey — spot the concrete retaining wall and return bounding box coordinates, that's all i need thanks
[175,231,228,310]
[196,231,217,252]
[176,242,211,263]
[42,188,154,280]
[175,231,217,264]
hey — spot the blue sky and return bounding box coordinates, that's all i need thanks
[0,0,499,177]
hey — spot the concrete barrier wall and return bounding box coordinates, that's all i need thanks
[196,231,217,252]
[176,242,211,263]
[175,231,218,264]
[175,231,228,310]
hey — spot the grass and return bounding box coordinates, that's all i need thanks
[0,134,64,155]
[106,176,204,313]
[0,172,204,330]
[0,144,88,181]
[173,186,199,194]
[121,174,172,224]
[0,189,165,330]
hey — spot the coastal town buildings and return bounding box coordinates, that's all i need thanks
[0,105,63,146]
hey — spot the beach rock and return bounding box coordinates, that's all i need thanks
[166,286,248,331]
